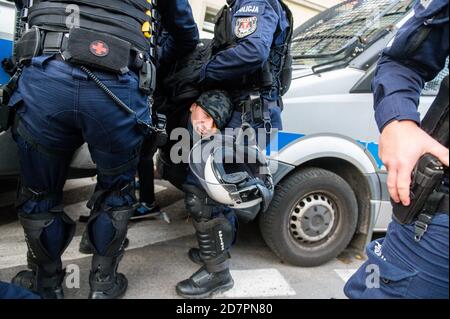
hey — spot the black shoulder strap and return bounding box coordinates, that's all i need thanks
[212,4,235,54]
[279,0,294,45]
[422,75,449,147]
[406,5,449,56]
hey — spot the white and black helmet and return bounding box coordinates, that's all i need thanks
[189,134,274,211]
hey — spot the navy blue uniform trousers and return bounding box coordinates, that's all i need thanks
[345,213,449,299]
[9,55,150,256]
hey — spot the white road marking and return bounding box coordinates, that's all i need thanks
[154,184,167,193]
[217,269,296,298]
[63,178,97,191]
[335,269,359,283]
[63,177,168,194]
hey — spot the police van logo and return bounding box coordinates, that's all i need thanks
[90,40,109,57]
[235,17,258,38]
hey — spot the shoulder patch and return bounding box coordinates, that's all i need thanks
[235,16,258,38]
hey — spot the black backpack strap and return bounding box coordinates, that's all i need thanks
[277,0,294,96]
[422,75,449,147]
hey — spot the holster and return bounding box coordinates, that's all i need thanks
[392,75,449,224]
[240,94,274,134]
[392,154,446,224]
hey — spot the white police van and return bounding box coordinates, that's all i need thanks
[0,0,447,266]
[261,0,448,266]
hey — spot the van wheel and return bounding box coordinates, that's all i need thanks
[259,167,358,267]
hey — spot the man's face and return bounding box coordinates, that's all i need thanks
[190,103,217,137]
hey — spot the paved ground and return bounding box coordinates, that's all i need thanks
[0,178,367,299]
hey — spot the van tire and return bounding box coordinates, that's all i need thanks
[259,167,358,267]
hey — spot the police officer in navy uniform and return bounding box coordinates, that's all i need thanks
[176,0,293,298]
[345,0,449,299]
[7,0,198,299]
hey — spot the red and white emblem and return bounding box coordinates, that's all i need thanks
[89,40,109,57]
[235,16,258,38]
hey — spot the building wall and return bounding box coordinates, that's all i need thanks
[188,0,344,38]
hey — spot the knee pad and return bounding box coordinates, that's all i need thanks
[86,182,137,256]
[183,184,215,221]
[87,206,134,257]
[18,208,75,266]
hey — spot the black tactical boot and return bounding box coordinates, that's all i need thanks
[14,210,75,299]
[179,185,236,299]
[12,259,65,299]
[89,253,128,299]
[176,266,234,299]
[188,248,204,265]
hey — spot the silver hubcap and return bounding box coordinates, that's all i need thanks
[289,194,336,243]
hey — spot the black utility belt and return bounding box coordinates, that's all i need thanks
[15,27,156,94]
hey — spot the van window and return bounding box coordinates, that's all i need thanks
[291,0,415,67]
[203,7,219,34]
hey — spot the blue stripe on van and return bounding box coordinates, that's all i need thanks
[278,131,305,150]
[269,131,383,169]
[0,39,13,85]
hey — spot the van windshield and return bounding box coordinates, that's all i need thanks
[292,0,415,67]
